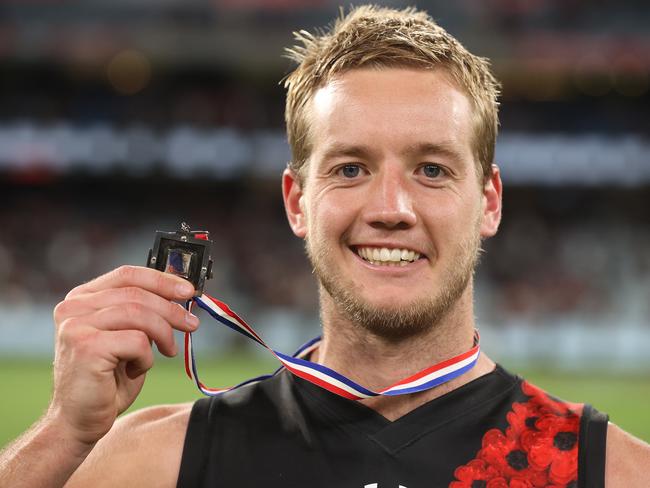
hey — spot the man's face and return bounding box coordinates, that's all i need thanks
[283,68,502,339]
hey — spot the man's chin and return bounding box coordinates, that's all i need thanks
[329,292,452,341]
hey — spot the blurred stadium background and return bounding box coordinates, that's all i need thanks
[0,0,648,446]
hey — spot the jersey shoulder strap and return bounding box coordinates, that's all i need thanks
[578,403,608,488]
[176,396,211,488]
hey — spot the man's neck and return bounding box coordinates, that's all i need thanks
[311,290,496,421]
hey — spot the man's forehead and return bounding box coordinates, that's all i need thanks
[311,68,471,119]
[307,68,475,160]
[311,66,463,104]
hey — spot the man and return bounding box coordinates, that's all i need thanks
[1,5,648,488]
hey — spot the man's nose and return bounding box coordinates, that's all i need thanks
[362,167,417,229]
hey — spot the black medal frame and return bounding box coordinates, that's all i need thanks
[147,223,213,296]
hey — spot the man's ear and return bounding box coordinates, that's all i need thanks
[282,167,307,239]
[480,164,503,238]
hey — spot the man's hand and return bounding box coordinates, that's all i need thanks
[48,265,199,448]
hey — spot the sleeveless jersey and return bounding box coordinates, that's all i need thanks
[177,364,608,488]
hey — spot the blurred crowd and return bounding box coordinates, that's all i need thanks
[479,189,650,327]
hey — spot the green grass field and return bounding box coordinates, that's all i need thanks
[1,355,648,449]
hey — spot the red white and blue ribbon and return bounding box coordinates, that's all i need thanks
[184,293,480,400]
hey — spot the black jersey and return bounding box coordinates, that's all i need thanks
[177,365,607,488]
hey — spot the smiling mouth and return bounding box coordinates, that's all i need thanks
[353,246,423,267]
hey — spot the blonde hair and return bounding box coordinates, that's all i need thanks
[283,5,501,182]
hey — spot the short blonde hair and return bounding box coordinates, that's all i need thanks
[283,5,501,182]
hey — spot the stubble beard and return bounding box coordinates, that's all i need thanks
[306,231,482,342]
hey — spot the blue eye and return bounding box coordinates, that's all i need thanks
[422,164,442,178]
[340,164,361,178]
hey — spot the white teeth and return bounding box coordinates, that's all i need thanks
[355,246,422,265]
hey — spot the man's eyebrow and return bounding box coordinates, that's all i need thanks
[401,142,464,162]
[320,144,375,161]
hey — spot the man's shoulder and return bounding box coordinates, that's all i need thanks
[605,422,650,487]
[117,402,193,434]
[65,402,194,488]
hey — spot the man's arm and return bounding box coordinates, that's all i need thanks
[65,404,192,488]
[605,423,650,487]
[0,414,94,488]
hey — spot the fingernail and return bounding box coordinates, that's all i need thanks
[186,312,199,328]
[176,281,195,297]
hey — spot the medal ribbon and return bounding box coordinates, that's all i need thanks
[184,293,480,400]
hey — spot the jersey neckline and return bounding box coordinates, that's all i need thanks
[288,363,520,455]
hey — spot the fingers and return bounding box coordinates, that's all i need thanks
[103,330,156,379]
[72,304,180,357]
[53,266,202,365]
[54,286,199,333]
[58,326,155,379]
[66,265,195,301]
